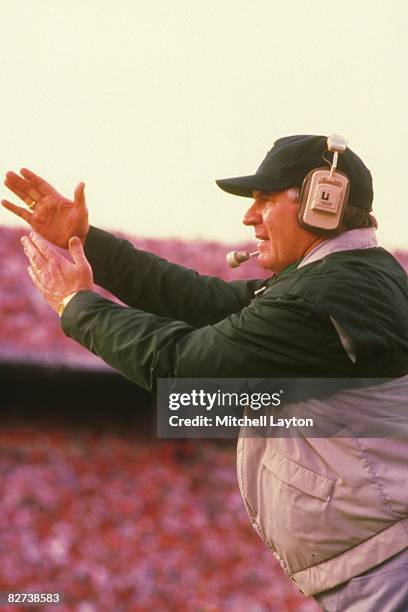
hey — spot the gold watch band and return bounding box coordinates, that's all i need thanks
[58,292,78,317]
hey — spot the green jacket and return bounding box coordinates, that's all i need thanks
[61,226,408,596]
[62,226,408,387]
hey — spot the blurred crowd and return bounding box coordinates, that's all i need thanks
[0,429,318,611]
[1,226,406,610]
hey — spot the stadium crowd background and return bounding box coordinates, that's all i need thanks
[1,225,407,611]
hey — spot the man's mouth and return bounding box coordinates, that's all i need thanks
[256,237,269,248]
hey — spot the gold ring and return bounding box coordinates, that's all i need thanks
[27,200,37,211]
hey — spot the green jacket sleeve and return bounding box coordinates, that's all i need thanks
[84,226,265,326]
[61,290,353,392]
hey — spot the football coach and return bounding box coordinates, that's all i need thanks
[3,135,408,611]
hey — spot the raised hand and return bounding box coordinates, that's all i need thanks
[22,232,94,313]
[2,168,90,249]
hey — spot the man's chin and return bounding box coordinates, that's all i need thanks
[257,253,275,272]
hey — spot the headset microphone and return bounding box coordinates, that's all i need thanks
[226,250,260,268]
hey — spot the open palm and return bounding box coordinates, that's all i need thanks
[2,168,89,249]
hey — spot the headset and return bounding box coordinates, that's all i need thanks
[226,135,350,267]
[297,134,350,235]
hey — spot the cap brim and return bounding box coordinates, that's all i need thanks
[215,174,291,197]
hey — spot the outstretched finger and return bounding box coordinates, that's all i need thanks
[27,265,38,286]
[4,172,41,204]
[21,236,48,270]
[69,236,88,266]
[27,265,44,291]
[74,182,86,209]
[1,200,32,224]
[29,231,59,261]
[4,184,31,204]
[20,168,56,196]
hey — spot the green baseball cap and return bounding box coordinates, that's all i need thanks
[216,134,373,210]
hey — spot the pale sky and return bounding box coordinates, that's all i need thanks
[1,0,407,250]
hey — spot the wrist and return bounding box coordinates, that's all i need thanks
[58,292,79,317]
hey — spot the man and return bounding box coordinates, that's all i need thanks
[3,135,408,611]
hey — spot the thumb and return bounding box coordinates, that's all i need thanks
[74,182,86,209]
[69,236,87,265]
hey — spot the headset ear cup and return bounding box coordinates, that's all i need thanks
[297,168,350,235]
[297,170,314,230]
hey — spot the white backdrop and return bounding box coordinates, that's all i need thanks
[1,0,407,249]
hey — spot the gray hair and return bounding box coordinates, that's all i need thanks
[287,187,300,201]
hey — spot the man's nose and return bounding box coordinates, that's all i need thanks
[242,202,261,226]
